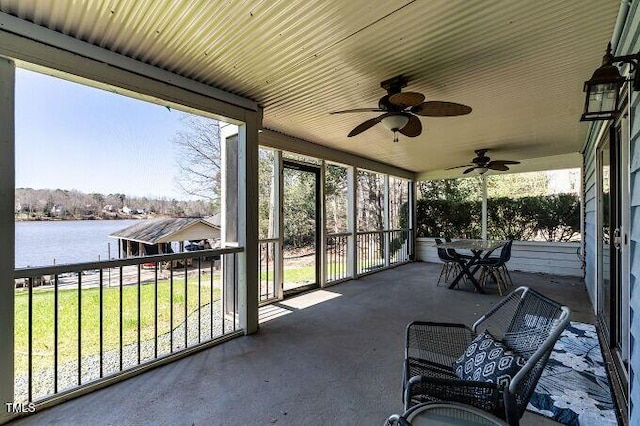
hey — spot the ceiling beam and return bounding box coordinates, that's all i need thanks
[0,12,257,120]
[260,129,415,180]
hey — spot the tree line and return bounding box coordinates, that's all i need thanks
[15,188,218,220]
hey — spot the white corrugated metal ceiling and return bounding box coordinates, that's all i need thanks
[0,0,620,176]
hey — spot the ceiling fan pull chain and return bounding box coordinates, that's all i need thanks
[393,131,399,143]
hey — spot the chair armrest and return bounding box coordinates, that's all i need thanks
[405,375,504,417]
[405,321,476,367]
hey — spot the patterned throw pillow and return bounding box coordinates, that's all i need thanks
[453,330,527,389]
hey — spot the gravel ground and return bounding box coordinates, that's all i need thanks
[14,301,238,402]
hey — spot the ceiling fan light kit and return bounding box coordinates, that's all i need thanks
[380,114,410,142]
[331,75,472,142]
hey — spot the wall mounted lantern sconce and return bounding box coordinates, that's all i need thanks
[581,42,640,121]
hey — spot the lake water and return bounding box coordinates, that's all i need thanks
[15,219,140,268]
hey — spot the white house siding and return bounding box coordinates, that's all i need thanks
[415,238,582,277]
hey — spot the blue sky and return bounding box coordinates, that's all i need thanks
[15,68,192,199]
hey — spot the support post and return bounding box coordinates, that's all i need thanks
[410,180,417,260]
[274,150,283,300]
[0,56,15,423]
[348,167,357,278]
[237,112,260,334]
[222,134,239,323]
[319,161,326,287]
[481,174,488,240]
[383,175,390,267]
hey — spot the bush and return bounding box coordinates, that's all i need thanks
[529,194,580,241]
[416,199,482,239]
[417,193,580,242]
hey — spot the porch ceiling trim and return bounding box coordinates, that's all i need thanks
[0,12,258,122]
[260,128,415,180]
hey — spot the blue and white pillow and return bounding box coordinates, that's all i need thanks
[453,330,527,389]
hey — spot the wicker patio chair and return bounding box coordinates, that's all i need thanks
[402,286,570,426]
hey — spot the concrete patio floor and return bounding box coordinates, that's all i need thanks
[10,261,594,425]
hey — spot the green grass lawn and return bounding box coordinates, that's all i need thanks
[283,265,316,283]
[260,262,348,284]
[14,275,221,375]
[15,263,348,377]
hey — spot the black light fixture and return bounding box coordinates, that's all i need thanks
[581,42,640,121]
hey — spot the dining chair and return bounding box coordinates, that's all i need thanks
[478,240,514,294]
[498,240,514,286]
[435,238,459,286]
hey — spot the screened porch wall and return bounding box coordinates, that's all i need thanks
[256,144,414,303]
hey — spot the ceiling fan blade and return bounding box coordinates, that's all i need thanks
[398,115,422,137]
[487,163,509,171]
[388,92,425,109]
[347,115,386,137]
[445,164,474,170]
[331,108,384,114]
[489,160,521,166]
[411,101,472,117]
[463,167,477,174]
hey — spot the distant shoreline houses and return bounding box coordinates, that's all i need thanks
[14,188,219,221]
[15,204,158,221]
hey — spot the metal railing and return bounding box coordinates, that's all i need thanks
[13,247,242,404]
[258,228,412,296]
[388,229,412,265]
[258,238,278,303]
[356,229,412,275]
[326,232,350,284]
[356,231,386,275]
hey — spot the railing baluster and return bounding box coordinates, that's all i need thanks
[78,272,82,386]
[137,264,141,365]
[210,259,214,340]
[198,256,202,344]
[28,277,33,403]
[259,243,263,300]
[170,264,174,352]
[271,242,275,298]
[221,254,226,334]
[265,243,270,300]
[119,266,123,372]
[99,269,103,378]
[154,263,158,359]
[54,274,59,393]
[332,238,336,282]
[234,253,238,330]
[184,260,188,348]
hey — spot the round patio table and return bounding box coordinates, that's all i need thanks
[385,402,509,426]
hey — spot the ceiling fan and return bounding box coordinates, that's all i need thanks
[446,149,521,174]
[331,75,472,142]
